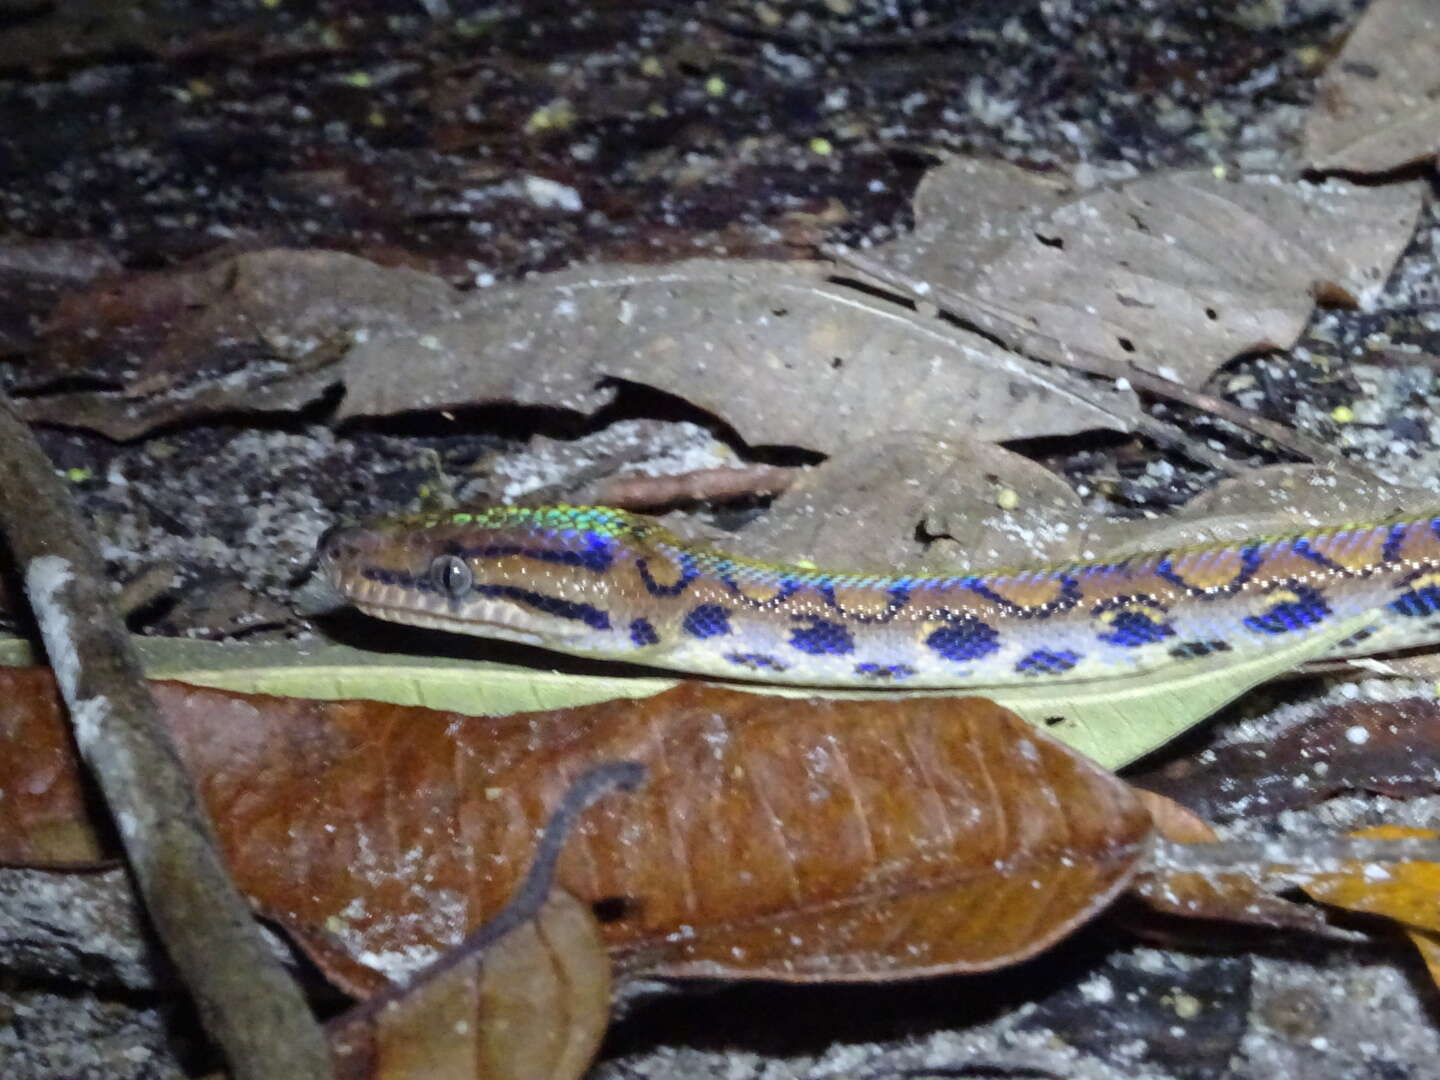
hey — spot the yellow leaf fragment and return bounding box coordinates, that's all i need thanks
[1301,826,1440,934]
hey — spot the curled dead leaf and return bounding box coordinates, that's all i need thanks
[328,889,611,1080]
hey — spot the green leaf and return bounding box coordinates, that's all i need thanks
[0,611,1374,770]
[975,612,1376,769]
[0,637,679,716]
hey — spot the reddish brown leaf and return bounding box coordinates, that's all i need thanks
[1134,789,1217,844]
[17,250,457,439]
[329,889,611,1080]
[0,669,108,865]
[0,668,1152,990]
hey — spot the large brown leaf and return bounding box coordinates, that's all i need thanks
[0,668,1152,991]
[333,258,1143,448]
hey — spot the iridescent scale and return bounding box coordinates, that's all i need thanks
[319,506,1440,688]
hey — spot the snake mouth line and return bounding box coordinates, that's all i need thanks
[346,588,567,649]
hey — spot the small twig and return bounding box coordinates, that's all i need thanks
[0,393,331,1079]
[823,242,1364,477]
[1120,364,1370,481]
[1151,833,1440,884]
[334,760,646,1027]
[580,465,801,508]
[113,562,178,620]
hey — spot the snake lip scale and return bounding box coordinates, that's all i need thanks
[318,505,1440,689]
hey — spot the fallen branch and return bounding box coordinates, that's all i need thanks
[0,392,331,1079]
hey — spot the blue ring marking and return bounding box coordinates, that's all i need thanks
[461,535,615,573]
[1382,522,1411,564]
[1242,582,1331,636]
[1167,639,1232,660]
[788,615,856,655]
[925,614,1001,662]
[718,568,805,609]
[682,603,732,639]
[1289,537,1346,573]
[637,551,700,597]
[472,584,611,630]
[959,573,1080,619]
[1097,612,1174,647]
[1389,567,1440,618]
[819,582,911,624]
[1156,543,1264,597]
[1091,595,1175,648]
[725,651,789,672]
[629,617,660,646]
[1015,648,1081,676]
[853,662,916,680]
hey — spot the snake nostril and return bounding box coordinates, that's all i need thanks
[318,523,372,560]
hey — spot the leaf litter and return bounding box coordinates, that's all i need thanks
[3,665,1439,1079]
[334,258,1145,450]
[866,159,1424,387]
[0,6,1434,1077]
[1302,0,1440,173]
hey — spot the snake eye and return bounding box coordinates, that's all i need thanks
[430,554,473,598]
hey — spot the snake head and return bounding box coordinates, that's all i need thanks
[315,506,648,648]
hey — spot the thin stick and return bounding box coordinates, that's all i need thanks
[1151,834,1440,882]
[1119,364,1369,480]
[824,243,1365,478]
[335,760,646,1028]
[0,393,331,1079]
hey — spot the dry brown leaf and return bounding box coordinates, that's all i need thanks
[328,889,611,1080]
[334,258,1144,450]
[1303,0,1440,172]
[734,430,1085,571]
[1130,790,1329,932]
[874,159,1423,386]
[0,668,1152,991]
[15,249,458,439]
[1161,462,1414,523]
[1134,789,1218,845]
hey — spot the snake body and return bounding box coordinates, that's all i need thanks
[317,506,1440,688]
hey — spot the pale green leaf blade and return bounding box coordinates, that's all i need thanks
[0,637,678,716]
[982,612,1376,769]
[0,612,1373,769]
